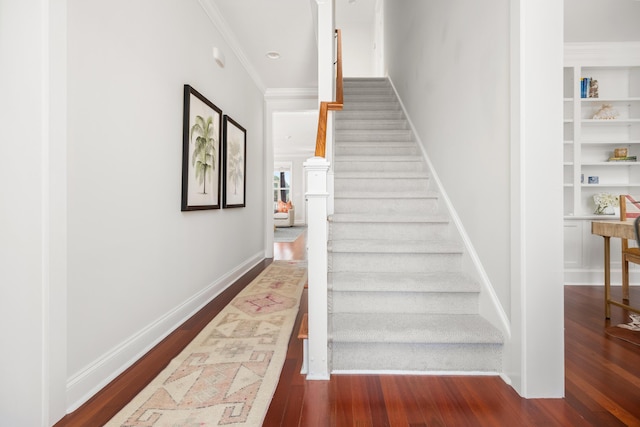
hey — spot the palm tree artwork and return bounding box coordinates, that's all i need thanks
[226,137,244,196]
[190,115,216,194]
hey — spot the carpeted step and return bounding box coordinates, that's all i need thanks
[329,271,480,293]
[331,313,503,372]
[339,110,405,120]
[343,87,394,97]
[336,119,409,130]
[333,190,440,215]
[330,271,481,315]
[335,142,418,156]
[329,213,450,240]
[328,239,463,273]
[334,172,430,193]
[336,129,414,142]
[344,93,397,102]
[341,101,401,111]
[334,156,426,172]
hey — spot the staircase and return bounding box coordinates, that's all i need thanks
[328,77,503,373]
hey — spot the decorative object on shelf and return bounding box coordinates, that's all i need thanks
[588,79,599,98]
[593,192,619,215]
[581,77,599,98]
[588,176,599,184]
[614,148,628,158]
[592,103,619,120]
[609,155,637,162]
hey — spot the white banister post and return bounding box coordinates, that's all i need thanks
[304,156,330,380]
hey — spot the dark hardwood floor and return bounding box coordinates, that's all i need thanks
[56,232,640,426]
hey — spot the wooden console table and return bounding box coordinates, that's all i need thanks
[591,219,640,318]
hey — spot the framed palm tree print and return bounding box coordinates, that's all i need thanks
[181,85,222,211]
[222,115,246,208]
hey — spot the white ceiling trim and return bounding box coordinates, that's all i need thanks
[197,0,266,93]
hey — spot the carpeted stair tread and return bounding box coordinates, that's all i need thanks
[337,129,412,136]
[342,103,401,112]
[329,213,448,224]
[339,110,405,120]
[335,171,429,179]
[329,271,480,293]
[332,313,503,344]
[335,155,424,162]
[334,190,439,200]
[336,119,409,129]
[335,141,416,148]
[329,239,462,254]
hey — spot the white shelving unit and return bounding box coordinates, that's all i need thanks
[563,42,640,284]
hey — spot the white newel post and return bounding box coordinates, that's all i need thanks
[304,156,330,380]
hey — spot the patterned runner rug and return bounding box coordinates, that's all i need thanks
[106,260,307,426]
[606,313,640,347]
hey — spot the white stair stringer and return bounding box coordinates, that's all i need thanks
[328,77,503,374]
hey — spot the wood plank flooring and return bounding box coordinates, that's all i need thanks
[56,232,640,426]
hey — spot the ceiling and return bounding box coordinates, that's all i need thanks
[207,0,376,157]
[209,0,376,90]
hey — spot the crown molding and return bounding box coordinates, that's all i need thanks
[197,0,266,93]
[564,42,640,66]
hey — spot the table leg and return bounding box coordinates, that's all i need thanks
[604,236,611,319]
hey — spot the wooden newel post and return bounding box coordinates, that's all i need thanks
[304,156,330,380]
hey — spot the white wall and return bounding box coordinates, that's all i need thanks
[339,23,375,77]
[383,0,564,397]
[336,0,377,77]
[565,0,640,42]
[384,0,511,314]
[1,1,50,424]
[64,0,265,414]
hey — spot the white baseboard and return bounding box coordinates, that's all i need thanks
[65,251,264,413]
[564,268,640,285]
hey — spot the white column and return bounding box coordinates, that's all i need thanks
[304,156,330,380]
[508,0,564,397]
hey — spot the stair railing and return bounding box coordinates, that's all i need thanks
[314,29,343,158]
[304,28,343,380]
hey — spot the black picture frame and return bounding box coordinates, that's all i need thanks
[181,85,222,211]
[222,115,247,208]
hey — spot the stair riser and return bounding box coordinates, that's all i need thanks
[336,146,418,156]
[334,160,426,173]
[328,272,480,294]
[332,291,479,315]
[342,102,401,112]
[329,253,461,273]
[336,120,409,131]
[331,342,502,372]
[344,95,398,103]
[343,88,393,96]
[344,78,390,85]
[335,177,430,192]
[334,198,439,214]
[336,131,413,142]
[339,111,405,120]
[329,222,449,241]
